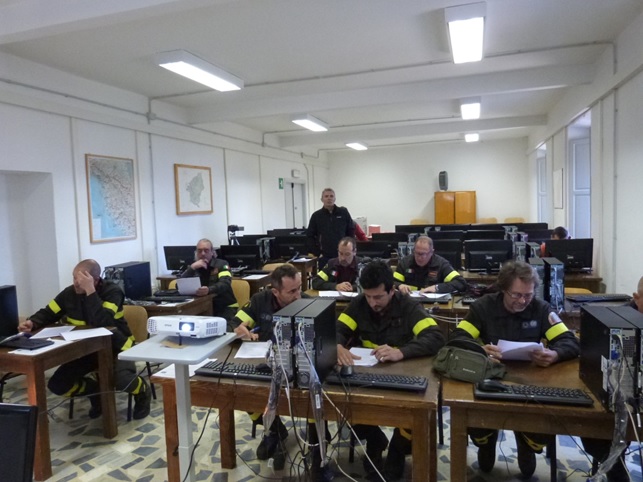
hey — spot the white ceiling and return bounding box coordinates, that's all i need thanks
[1,0,641,152]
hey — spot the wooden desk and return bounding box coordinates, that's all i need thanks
[0,335,117,481]
[442,359,620,481]
[460,270,603,293]
[157,275,269,297]
[291,257,318,289]
[142,294,214,317]
[153,345,439,482]
[157,274,177,290]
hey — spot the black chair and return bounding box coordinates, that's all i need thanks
[0,403,38,482]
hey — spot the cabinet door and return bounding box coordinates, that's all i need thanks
[455,191,476,223]
[435,191,455,224]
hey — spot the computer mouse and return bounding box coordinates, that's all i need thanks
[339,365,354,377]
[477,379,509,392]
[256,363,271,373]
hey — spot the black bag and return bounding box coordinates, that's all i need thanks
[433,338,506,383]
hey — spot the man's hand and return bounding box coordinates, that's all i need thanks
[531,348,559,367]
[482,343,503,361]
[420,285,437,293]
[76,270,96,295]
[337,345,360,366]
[372,345,403,363]
[191,259,208,271]
[18,319,33,333]
[336,282,353,292]
[234,324,258,341]
[196,286,210,297]
[397,284,412,295]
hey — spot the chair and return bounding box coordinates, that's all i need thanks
[124,305,158,417]
[504,217,525,223]
[168,279,177,290]
[410,218,430,225]
[0,403,38,482]
[477,217,498,224]
[262,262,286,272]
[564,287,592,295]
[231,279,250,308]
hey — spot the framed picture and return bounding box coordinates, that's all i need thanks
[174,163,213,215]
[553,168,564,209]
[85,154,136,243]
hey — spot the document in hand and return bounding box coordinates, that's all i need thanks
[497,339,544,361]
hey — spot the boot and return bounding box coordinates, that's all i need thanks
[383,428,411,480]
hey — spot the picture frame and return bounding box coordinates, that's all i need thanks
[85,154,136,243]
[553,168,564,209]
[174,163,213,215]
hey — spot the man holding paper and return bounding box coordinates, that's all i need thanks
[18,259,151,420]
[449,260,579,477]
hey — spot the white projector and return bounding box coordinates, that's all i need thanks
[147,315,227,338]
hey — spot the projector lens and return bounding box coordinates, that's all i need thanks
[179,322,194,332]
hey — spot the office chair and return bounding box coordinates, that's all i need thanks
[410,218,430,225]
[262,262,286,272]
[168,279,177,290]
[564,287,592,295]
[477,217,498,223]
[504,217,525,223]
[0,403,38,482]
[231,279,250,309]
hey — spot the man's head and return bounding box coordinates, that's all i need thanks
[195,239,216,263]
[359,260,395,313]
[496,260,540,314]
[413,236,434,267]
[321,188,336,210]
[551,226,569,240]
[337,237,357,267]
[72,259,101,294]
[633,276,643,314]
[270,263,302,307]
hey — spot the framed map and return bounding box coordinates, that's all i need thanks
[174,163,213,215]
[85,154,136,243]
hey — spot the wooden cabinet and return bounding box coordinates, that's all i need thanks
[435,191,476,224]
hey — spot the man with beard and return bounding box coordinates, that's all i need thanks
[312,237,361,292]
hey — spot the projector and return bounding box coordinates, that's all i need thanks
[147,315,227,338]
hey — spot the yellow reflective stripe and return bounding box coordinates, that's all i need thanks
[393,271,405,282]
[48,299,61,314]
[412,317,438,336]
[67,317,87,326]
[545,322,569,340]
[444,270,460,282]
[456,319,480,339]
[249,412,262,421]
[102,300,118,314]
[236,310,255,328]
[318,271,330,282]
[114,309,124,319]
[228,302,240,308]
[362,340,378,349]
[121,335,135,351]
[338,312,357,331]
[63,380,82,398]
[219,270,232,278]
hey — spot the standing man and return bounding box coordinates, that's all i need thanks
[307,188,355,269]
[18,259,151,420]
[336,261,445,480]
[394,235,467,294]
[181,238,238,330]
[449,260,579,477]
[312,237,361,292]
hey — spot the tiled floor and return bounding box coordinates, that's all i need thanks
[3,371,642,481]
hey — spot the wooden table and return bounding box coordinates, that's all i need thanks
[460,270,603,293]
[0,335,117,481]
[442,359,621,481]
[291,257,318,289]
[157,275,270,297]
[142,294,214,317]
[152,344,439,482]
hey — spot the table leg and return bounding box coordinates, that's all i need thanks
[161,382,180,482]
[97,339,117,438]
[450,407,468,481]
[175,365,195,482]
[27,366,51,481]
[411,410,431,481]
[219,407,237,469]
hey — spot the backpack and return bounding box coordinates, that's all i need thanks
[433,338,506,383]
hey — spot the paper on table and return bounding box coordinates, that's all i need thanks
[318,291,359,298]
[10,338,72,355]
[30,326,75,339]
[293,257,311,262]
[497,339,544,361]
[349,347,379,367]
[155,359,214,379]
[235,341,271,359]
[61,327,113,341]
[243,274,268,280]
[421,293,452,301]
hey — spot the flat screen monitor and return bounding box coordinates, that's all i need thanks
[432,239,463,270]
[163,245,195,273]
[395,224,430,234]
[236,234,269,244]
[434,224,471,231]
[465,230,507,241]
[219,244,262,269]
[273,235,309,260]
[0,403,38,482]
[464,239,514,272]
[236,235,274,261]
[544,238,594,272]
[356,241,391,259]
[522,229,553,244]
[0,285,19,337]
[471,223,505,231]
[371,233,408,253]
[423,230,465,241]
[267,228,307,236]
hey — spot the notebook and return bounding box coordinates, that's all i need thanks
[176,277,201,295]
[0,335,54,350]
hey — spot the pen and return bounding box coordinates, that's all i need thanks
[251,327,261,333]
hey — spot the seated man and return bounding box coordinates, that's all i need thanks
[181,238,238,330]
[18,259,151,419]
[337,260,445,480]
[449,260,579,477]
[394,235,467,294]
[312,237,361,292]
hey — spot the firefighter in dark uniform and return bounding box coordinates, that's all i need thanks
[449,260,580,478]
[394,235,467,294]
[18,259,151,420]
[312,237,361,292]
[181,238,238,330]
[337,260,446,480]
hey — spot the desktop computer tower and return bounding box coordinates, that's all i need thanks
[513,241,527,263]
[0,285,19,336]
[542,257,564,313]
[526,242,541,260]
[294,299,337,388]
[580,305,643,411]
[103,261,152,301]
[272,299,315,381]
[528,258,545,301]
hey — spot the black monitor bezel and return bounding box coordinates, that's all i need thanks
[163,245,196,271]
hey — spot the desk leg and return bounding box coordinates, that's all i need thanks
[450,407,468,481]
[97,338,117,438]
[411,410,431,482]
[219,407,237,469]
[175,365,195,482]
[27,366,51,481]
[160,381,180,482]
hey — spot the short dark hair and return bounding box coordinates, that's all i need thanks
[270,263,300,289]
[552,226,569,239]
[359,260,394,292]
[496,260,540,291]
[338,237,356,251]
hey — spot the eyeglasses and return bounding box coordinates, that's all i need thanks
[506,291,534,301]
[414,249,434,257]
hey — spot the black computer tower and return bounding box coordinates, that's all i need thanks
[0,285,19,336]
[513,241,527,263]
[103,261,152,300]
[294,299,337,388]
[542,257,564,312]
[528,258,545,301]
[272,299,315,381]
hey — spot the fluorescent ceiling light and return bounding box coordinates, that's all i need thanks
[346,142,368,151]
[156,50,243,92]
[465,133,480,143]
[445,2,486,64]
[460,97,481,120]
[292,114,329,132]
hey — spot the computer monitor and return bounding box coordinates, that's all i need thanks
[432,239,463,270]
[465,230,507,241]
[523,229,553,244]
[464,239,514,272]
[267,228,307,236]
[219,244,263,269]
[0,403,38,482]
[543,238,594,272]
[423,230,465,241]
[514,222,549,231]
[356,241,392,259]
[163,245,196,273]
[395,224,431,234]
[0,285,19,337]
[471,223,505,231]
[236,235,275,261]
[272,235,309,260]
[434,224,471,231]
[370,233,408,254]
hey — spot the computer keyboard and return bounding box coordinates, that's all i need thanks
[565,293,632,303]
[194,361,273,382]
[145,295,193,303]
[474,381,594,406]
[461,296,477,304]
[324,371,428,392]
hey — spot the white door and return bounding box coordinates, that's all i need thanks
[284,181,307,229]
[569,138,591,238]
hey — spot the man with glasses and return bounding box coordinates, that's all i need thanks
[312,237,361,292]
[449,260,579,477]
[394,235,467,294]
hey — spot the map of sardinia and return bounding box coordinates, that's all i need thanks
[185,172,205,207]
[175,164,212,214]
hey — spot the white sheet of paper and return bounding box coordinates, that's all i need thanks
[30,326,75,339]
[349,347,379,366]
[176,277,201,295]
[61,327,113,341]
[293,257,311,262]
[318,291,359,298]
[243,274,268,280]
[421,293,452,301]
[235,341,271,359]
[497,339,544,361]
[154,359,214,379]
[9,338,72,355]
